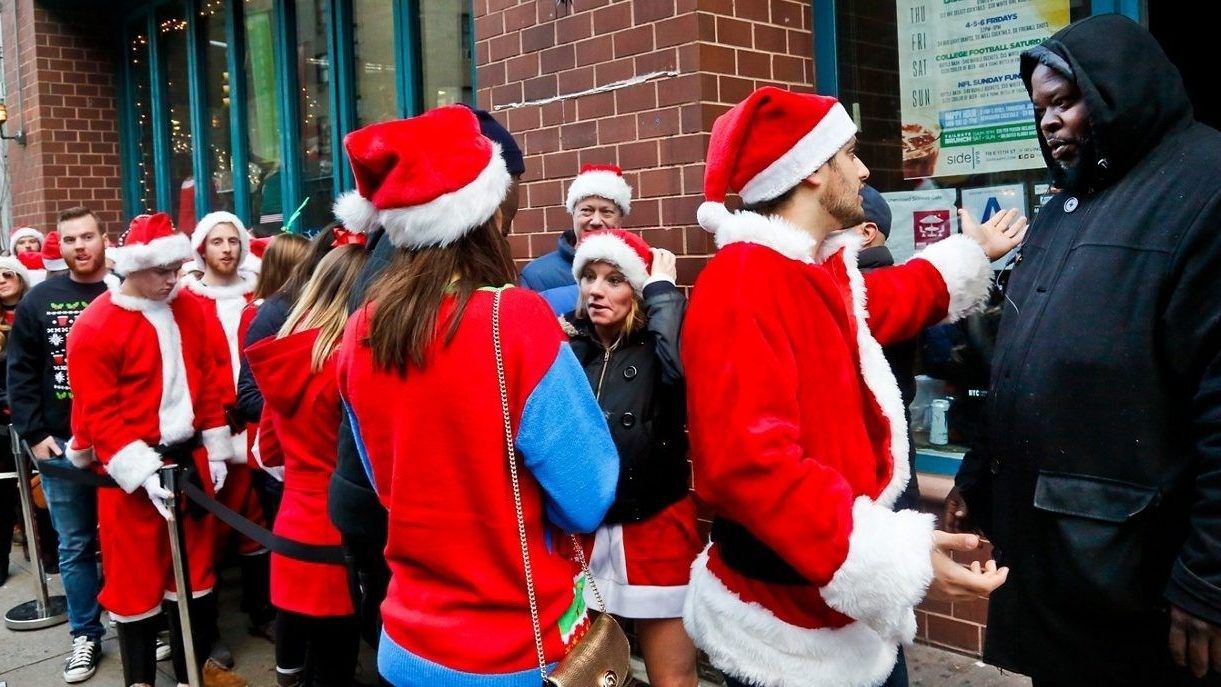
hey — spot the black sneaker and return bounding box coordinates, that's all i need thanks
[62,636,100,683]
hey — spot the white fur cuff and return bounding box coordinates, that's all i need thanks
[202,426,235,464]
[913,235,992,323]
[684,549,899,687]
[105,441,165,494]
[820,497,935,644]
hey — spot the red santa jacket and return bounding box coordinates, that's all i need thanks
[66,285,234,493]
[179,274,256,464]
[681,212,991,687]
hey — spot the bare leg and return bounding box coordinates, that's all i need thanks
[636,617,698,687]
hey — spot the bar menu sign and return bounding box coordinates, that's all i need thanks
[896,0,1070,179]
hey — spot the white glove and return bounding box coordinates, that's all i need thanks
[209,459,228,493]
[141,474,173,521]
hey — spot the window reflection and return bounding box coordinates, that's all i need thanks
[353,0,397,125]
[127,25,156,212]
[200,1,235,214]
[294,0,334,233]
[244,0,283,233]
[419,0,473,108]
[158,4,195,231]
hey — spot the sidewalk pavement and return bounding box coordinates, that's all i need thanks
[1,555,1030,686]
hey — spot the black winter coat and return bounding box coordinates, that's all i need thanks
[956,15,1221,685]
[563,280,688,523]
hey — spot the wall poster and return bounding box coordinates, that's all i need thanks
[882,188,959,263]
[896,0,1071,179]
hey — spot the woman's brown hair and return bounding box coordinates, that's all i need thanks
[279,245,369,372]
[276,223,341,306]
[367,220,517,375]
[253,233,310,300]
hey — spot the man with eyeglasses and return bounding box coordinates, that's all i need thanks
[6,206,114,683]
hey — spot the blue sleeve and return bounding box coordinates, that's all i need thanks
[515,342,618,533]
[540,285,579,316]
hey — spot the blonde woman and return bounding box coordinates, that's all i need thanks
[246,244,367,687]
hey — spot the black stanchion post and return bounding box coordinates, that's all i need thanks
[4,425,68,630]
[160,464,202,687]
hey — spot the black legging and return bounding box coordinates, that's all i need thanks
[275,610,360,686]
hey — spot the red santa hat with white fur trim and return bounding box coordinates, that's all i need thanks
[697,87,856,233]
[110,213,194,276]
[572,228,654,294]
[565,163,632,216]
[191,210,251,271]
[331,105,512,248]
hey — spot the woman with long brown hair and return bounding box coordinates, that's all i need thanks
[246,244,367,686]
[333,106,618,687]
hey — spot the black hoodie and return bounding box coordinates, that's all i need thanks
[956,14,1221,684]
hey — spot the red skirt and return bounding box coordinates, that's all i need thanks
[585,496,703,619]
[270,486,354,617]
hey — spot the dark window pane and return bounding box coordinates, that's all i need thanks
[200,1,235,215]
[293,0,334,233]
[157,4,196,230]
[244,0,283,233]
[127,24,156,213]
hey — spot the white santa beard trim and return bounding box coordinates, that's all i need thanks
[380,144,512,249]
[111,232,194,277]
[140,305,197,446]
[191,211,250,267]
[739,103,857,205]
[565,171,633,215]
[713,211,816,263]
[819,497,934,644]
[684,549,899,687]
[184,275,253,385]
[105,440,165,493]
[818,232,912,508]
[202,426,236,464]
[571,233,650,293]
[585,524,688,619]
[911,235,992,323]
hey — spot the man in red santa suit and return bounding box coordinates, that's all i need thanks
[178,212,274,656]
[681,87,1023,687]
[66,212,246,687]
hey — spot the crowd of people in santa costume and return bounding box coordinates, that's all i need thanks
[0,85,1024,687]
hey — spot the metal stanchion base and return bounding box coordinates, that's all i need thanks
[5,595,69,631]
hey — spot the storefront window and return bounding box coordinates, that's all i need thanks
[244,0,283,232]
[200,1,235,214]
[419,0,473,108]
[127,24,156,213]
[157,3,196,231]
[353,0,398,125]
[294,0,335,232]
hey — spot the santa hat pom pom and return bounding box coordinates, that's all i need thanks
[697,201,732,234]
[332,190,379,234]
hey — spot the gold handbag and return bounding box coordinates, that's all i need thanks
[491,288,632,687]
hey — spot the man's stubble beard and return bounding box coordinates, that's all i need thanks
[68,253,106,279]
[820,169,867,228]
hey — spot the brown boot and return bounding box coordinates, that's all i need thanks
[203,658,249,687]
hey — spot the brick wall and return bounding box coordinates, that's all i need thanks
[474,0,813,286]
[2,0,123,241]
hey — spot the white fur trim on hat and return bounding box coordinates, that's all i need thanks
[110,232,195,276]
[333,190,381,234]
[380,143,512,249]
[44,255,68,271]
[192,211,250,271]
[571,232,650,293]
[684,548,900,687]
[566,170,632,215]
[739,103,856,205]
[819,496,935,644]
[9,227,43,250]
[911,234,992,323]
[0,256,32,289]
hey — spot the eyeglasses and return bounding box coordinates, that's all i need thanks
[0,270,18,280]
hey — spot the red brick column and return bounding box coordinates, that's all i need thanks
[474,0,814,285]
[2,0,123,239]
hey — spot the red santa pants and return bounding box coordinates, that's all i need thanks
[97,480,217,622]
[214,463,268,556]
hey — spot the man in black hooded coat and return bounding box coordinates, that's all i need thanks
[947,14,1221,686]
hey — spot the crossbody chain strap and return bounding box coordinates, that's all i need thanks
[492,288,607,682]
